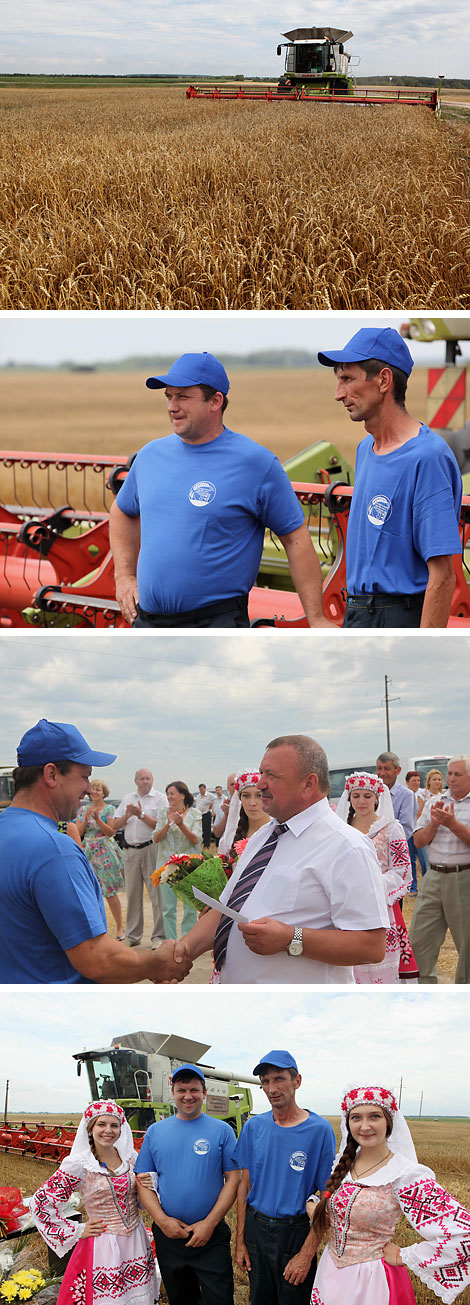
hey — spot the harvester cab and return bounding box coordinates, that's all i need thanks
[73,1031,258,1137]
[277,27,358,93]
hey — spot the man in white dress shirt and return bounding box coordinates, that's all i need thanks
[181,735,388,984]
[111,768,167,946]
[410,754,470,983]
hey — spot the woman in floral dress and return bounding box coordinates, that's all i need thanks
[336,772,418,983]
[307,1085,470,1305]
[153,782,202,939]
[76,780,124,939]
[31,1101,159,1305]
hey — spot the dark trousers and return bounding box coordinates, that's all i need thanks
[343,592,425,628]
[244,1206,317,1305]
[152,1219,233,1305]
[202,811,213,848]
[133,596,250,628]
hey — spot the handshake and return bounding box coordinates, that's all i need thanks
[149,938,193,984]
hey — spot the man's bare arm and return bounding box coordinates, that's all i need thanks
[65,934,192,983]
[180,907,220,959]
[420,555,455,629]
[109,500,141,625]
[238,920,387,965]
[279,522,336,629]
[235,1169,252,1271]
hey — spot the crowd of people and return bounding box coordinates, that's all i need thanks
[1,718,469,986]
[29,1057,470,1305]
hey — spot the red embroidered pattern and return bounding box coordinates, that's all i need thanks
[32,1171,82,1248]
[330,1183,359,1257]
[399,1179,470,1289]
[93,1252,154,1298]
[389,838,411,869]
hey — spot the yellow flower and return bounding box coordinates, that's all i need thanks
[18,1292,32,1300]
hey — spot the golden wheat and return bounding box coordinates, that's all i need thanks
[0,87,469,308]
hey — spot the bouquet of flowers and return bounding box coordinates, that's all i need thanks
[0,1270,46,1301]
[152,849,228,912]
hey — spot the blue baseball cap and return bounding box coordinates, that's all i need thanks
[317,328,414,377]
[253,1050,299,1075]
[17,719,116,767]
[171,1062,206,1085]
[146,352,230,394]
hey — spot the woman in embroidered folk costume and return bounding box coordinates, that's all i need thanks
[307,1085,470,1304]
[31,1101,159,1305]
[222,770,272,860]
[335,772,418,983]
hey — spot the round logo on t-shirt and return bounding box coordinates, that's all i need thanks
[189,481,216,507]
[289,1151,307,1172]
[367,495,392,527]
[193,1138,210,1155]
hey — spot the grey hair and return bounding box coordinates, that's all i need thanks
[376,751,400,767]
[265,735,329,793]
[448,754,470,775]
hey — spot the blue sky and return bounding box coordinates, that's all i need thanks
[1,312,470,369]
[1,0,469,78]
[2,988,468,1116]
[0,631,467,796]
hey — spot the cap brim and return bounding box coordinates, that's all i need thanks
[76,748,117,766]
[317,349,367,367]
[146,372,210,390]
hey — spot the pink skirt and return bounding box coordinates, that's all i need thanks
[311,1247,415,1305]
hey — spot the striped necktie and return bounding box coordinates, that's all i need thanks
[213,821,289,971]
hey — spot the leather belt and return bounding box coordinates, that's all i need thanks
[346,592,425,609]
[429,861,470,873]
[247,1206,308,1227]
[123,838,153,849]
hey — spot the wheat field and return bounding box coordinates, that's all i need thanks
[1,87,469,309]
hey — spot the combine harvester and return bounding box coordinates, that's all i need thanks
[0,1031,257,1161]
[186,26,440,112]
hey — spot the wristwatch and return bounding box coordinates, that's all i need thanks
[287,926,303,956]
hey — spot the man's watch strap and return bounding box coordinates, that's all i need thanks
[287,926,303,956]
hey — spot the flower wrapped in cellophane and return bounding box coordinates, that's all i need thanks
[152,850,229,911]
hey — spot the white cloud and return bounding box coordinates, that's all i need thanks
[0,630,467,795]
[2,0,468,76]
[2,988,468,1116]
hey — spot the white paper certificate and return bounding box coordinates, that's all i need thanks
[193,887,249,923]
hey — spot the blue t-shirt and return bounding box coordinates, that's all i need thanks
[233,1110,336,1217]
[115,428,304,613]
[0,809,107,983]
[347,424,462,595]
[134,1114,239,1224]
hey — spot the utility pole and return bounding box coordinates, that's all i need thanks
[4,1079,9,1124]
[419,1090,423,1118]
[398,1076,403,1108]
[383,675,400,750]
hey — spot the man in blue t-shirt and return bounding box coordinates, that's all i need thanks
[109,352,331,628]
[0,718,192,985]
[134,1062,240,1305]
[318,327,462,628]
[233,1050,336,1305]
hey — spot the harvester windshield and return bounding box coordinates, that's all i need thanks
[81,1049,149,1102]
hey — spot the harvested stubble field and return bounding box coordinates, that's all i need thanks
[3,1119,470,1305]
[1,86,469,309]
